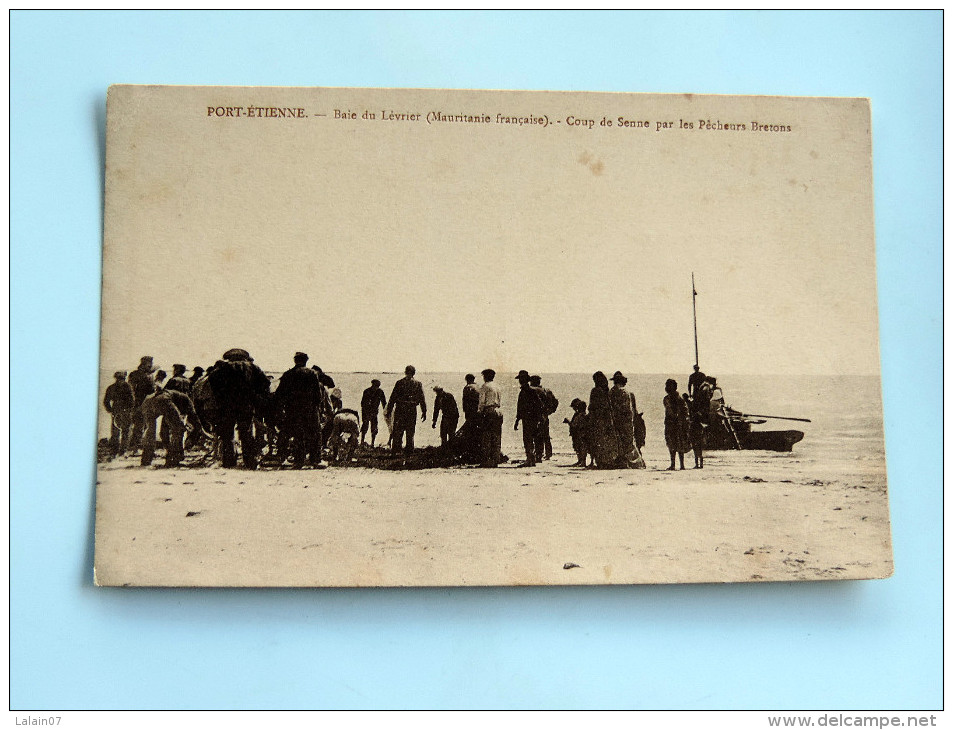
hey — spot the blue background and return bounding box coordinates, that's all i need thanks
[10,10,942,710]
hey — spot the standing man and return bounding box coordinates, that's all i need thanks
[688,365,707,399]
[609,371,645,468]
[529,374,558,461]
[431,386,460,445]
[127,355,158,452]
[274,352,325,467]
[386,365,427,454]
[103,371,135,456]
[360,379,387,447]
[189,366,205,388]
[165,363,192,394]
[477,368,503,468]
[514,370,546,467]
[208,348,272,469]
[462,374,480,423]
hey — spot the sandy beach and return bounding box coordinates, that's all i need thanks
[94,442,892,587]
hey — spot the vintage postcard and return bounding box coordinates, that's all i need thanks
[94,86,891,586]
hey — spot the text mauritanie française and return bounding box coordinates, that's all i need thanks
[206,106,793,133]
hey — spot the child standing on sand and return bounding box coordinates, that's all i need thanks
[564,398,591,467]
[684,392,705,469]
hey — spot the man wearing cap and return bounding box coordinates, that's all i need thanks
[127,355,158,452]
[431,386,460,446]
[609,371,645,468]
[164,363,192,395]
[103,371,135,456]
[189,366,205,388]
[514,370,547,467]
[140,387,211,467]
[386,366,427,454]
[274,352,326,467]
[529,374,558,461]
[360,379,387,447]
[208,348,272,469]
[477,369,503,467]
[462,374,480,423]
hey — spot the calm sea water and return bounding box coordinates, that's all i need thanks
[99,370,885,472]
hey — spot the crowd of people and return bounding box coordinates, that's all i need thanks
[102,349,727,471]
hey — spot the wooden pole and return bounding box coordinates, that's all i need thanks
[692,272,699,368]
[740,413,812,423]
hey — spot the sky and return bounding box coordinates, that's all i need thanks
[100,87,880,377]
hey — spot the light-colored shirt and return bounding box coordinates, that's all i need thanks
[478,381,501,411]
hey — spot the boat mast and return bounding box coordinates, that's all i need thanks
[692,272,699,368]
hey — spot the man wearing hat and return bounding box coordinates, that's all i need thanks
[514,370,547,467]
[477,369,503,467]
[164,363,192,395]
[431,386,460,446]
[386,365,427,454]
[360,378,387,447]
[207,348,271,469]
[189,366,205,388]
[127,355,158,452]
[274,352,326,467]
[609,371,645,468]
[103,371,135,456]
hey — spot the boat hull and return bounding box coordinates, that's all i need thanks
[704,428,804,452]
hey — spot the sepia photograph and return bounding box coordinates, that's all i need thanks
[94,85,891,587]
[12,9,941,715]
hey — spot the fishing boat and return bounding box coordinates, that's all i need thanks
[702,407,805,452]
[690,273,809,452]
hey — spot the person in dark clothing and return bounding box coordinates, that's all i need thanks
[360,379,387,447]
[514,370,546,467]
[588,371,619,469]
[693,377,712,424]
[688,365,707,398]
[186,369,216,451]
[160,365,192,447]
[564,398,590,467]
[386,365,427,454]
[529,374,558,460]
[431,386,460,445]
[274,352,326,467]
[189,366,205,387]
[664,378,692,470]
[103,371,135,456]
[207,348,271,469]
[311,365,336,388]
[462,374,480,422]
[140,388,210,467]
[684,393,705,469]
[127,355,158,452]
[687,378,711,467]
[164,363,192,394]
[609,371,646,468]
